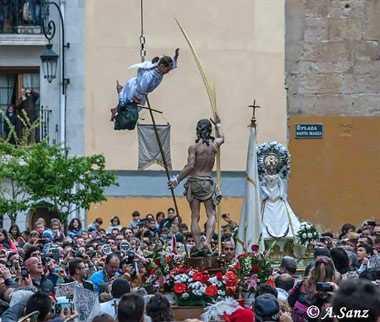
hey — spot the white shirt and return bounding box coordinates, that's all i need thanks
[100,298,120,319]
[119,57,177,106]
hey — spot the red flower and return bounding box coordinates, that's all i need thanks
[225,272,236,280]
[225,278,239,295]
[252,264,260,273]
[216,272,223,280]
[205,285,218,296]
[263,250,268,256]
[237,253,249,259]
[266,279,275,288]
[174,283,186,294]
[165,256,172,263]
[251,245,259,252]
[201,275,210,284]
[193,272,204,281]
[233,262,241,271]
[154,258,161,266]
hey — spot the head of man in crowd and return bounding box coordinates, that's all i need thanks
[132,211,140,222]
[357,243,372,263]
[332,279,380,322]
[24,292,53,322]
[148,219,156,231]
[275,273,294,292]
[111,278,131,299]
[69,258,86,282]
[118,293,145,322]
[222,239,235,260]
[95,218,103,228]
[254,294,280,322]
[146,293,174,322]
[105,253,120,278]
[25,257,43,278]
[167,207,175,219]
[34,222,45,236]
[279,256,297,276]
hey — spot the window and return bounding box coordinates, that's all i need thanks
[0,0,44,34]
[0,67,42,141]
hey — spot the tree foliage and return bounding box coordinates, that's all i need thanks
[0,141,118,223]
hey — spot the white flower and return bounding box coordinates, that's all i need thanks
[182,292,189,299]
[200,286,206,293]
[217,290,226,296]
[308,233,313,238]
[188,278,193,282]
[302,233,307,239]
[314,232,318,236]
[188,271,194,277]
[306,225,311,231]
[209,277,218,284]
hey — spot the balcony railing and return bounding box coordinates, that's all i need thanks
[0,0,44,34]
[1,107,52,144]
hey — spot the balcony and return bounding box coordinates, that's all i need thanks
[0,0,47,46]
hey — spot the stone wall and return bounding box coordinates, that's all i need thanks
[286,0,380,116]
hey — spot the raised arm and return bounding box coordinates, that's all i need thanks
[213,113,224,147]
[168,145,196,189]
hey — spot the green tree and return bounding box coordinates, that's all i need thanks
[0,112,44,224]
[0,143,35,224]
[24,143,118,221]
[0,141,118,223]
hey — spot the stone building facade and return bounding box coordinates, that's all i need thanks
[286,0,380,231]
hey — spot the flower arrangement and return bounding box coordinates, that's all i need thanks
[296,222,319,246]
[165,265,240,306]
[231,244,274,294]
[141,245,185,294]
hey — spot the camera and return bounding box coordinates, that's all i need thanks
[319,237,327,243]
[120,241,130,253]
[39,238,48,245]
[127,251,135,264]
[367,220,376,227]
[101,244,112,255]
[316,282,333,292]
[13,261,19,270]
[74,251,83,258]
[55,297,73,315]
[21,267,28,278]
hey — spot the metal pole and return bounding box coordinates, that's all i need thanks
[144,95,189,257]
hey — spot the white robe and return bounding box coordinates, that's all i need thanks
[100,298,120,319]
[261,174,301,238]
[119,57,177,106]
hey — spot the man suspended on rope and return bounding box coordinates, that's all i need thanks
[111,48,180,131]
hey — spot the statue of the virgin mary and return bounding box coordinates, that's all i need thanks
[257,142,301,239]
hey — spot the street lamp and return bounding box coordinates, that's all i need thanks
[40,44,59,83]
[40,1,70,94]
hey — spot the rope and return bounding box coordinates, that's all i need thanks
[140,0,146,62]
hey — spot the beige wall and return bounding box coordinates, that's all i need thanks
[289,116,380,233]
[85,0,286,171]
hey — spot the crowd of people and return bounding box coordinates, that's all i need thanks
[0,210,379,322]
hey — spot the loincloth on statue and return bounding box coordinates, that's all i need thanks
[183,176,222,206]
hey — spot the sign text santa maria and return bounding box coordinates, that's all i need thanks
[295,123,323,139]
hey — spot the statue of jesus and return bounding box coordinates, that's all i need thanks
[168,115,224,256]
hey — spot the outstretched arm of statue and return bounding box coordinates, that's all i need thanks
[168,145,196,189]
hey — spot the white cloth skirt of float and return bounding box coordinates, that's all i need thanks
[262,198,301,238]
